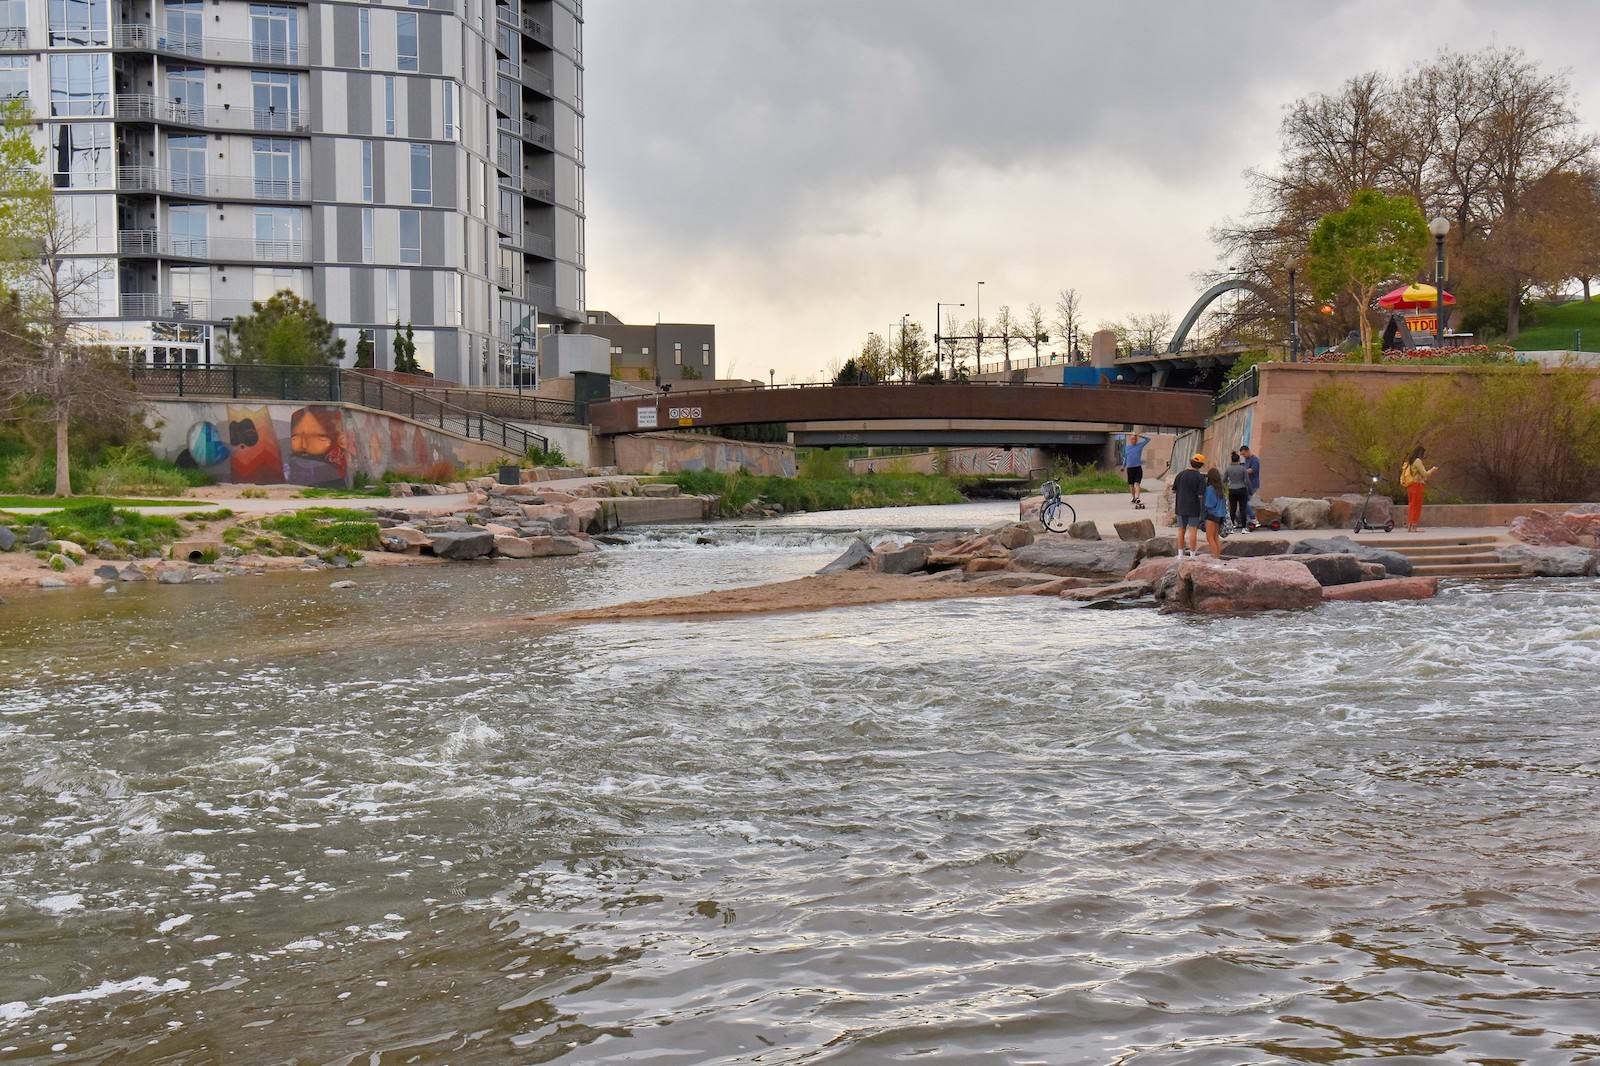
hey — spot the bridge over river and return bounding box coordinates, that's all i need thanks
[587,381,1214,448]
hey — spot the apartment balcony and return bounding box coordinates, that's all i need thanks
[110,26,307,68]
[118,230,308,263]
[521,64,553,96]
[521,16,552,47]
[523,283,556,309]
[117,93,310,135]
[118,166,306,202]
[119,293,265,321]
[522,120,553,149]
[523,178,553,203]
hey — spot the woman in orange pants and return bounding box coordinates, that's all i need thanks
[1403,445,1439,532]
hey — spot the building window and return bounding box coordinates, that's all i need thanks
[49,121,111,188]
[361,140,373,202]
[0,56,28,102]
[47,0,107,47]
[167,132,205,194]
[253,206,301,260]
[251,136,299,199]
[249,3,297,65]
[702,342,710,366]
[164,0,201,51]
[409,143,430,205]
[251,71,298,131]
[641,346,649,356]
[396,12,418,72]
[168,204,206,257]
[48,52,109,117]
[673,342,682,366]
[357,8,370,68]
[399,209,420,264]
[254,266,303,301]
[442,80,456,140]
[384,75,395,135]
[360,207,373,263]
[386,268,399,323]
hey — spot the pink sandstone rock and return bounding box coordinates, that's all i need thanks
[1509,510,1580,546]
[966,558,1009,573]
[1124,556,1180,583]
[1560,512,1600,537]
[1321,576,1440,602]
[1162,557,1323,614]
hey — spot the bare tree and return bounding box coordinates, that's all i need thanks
[993,304,1018,371]
[1054,288,1083,361]
[0,209,139,496]
[1023,303,1049,365]
[1126,311,1175,354]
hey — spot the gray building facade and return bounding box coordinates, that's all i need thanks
[573,310,716,387]
[4,0,585,384]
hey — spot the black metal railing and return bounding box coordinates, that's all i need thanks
[370,382,581,426]
[130,364,549,454]
[1214,366,1259,411]
[130,363,340,401]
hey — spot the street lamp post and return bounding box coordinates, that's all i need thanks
[768,368,775,387]
[934,301,963,379]
[900,313,909,380]
[975,281,984,375]
[1287,269,1299,362]
[1428,216,1450,349]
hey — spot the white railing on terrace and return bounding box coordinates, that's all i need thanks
[120,293,266,321]
[522,65,552,95]
[116,93,309,134]
[117,230,307,262]
[111,26,305,66]
[118,166,305,201]
[523,121,552,148]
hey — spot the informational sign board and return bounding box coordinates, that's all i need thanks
[636,406,658,429]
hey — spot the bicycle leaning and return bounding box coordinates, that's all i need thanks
[1038,479,1077,532]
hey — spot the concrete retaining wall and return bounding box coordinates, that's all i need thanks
[612,432,796,477]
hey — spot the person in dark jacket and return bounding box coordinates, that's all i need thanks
[1224,451,1251,530]
[1170,453,1208,557]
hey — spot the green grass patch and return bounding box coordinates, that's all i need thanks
[0,495,192,509]
[181,509,236,522]
[1514,298,1600,352]
[296,485,393,499]
[257,507,382,551]
[1048,465,1130,495]
[2,500,183,555]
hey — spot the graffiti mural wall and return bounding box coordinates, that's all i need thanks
[613,433,796,477]
[147,401,509,486]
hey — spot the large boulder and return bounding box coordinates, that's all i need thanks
[493,535,535,559]
[524,536,585,557]
[995,524,1034,550]
[1124,556,1180,584]
[1326,492,1395,529]
[1067,520,1101,540]
[1275,497,1333,530]
[1159,557,1323,614]
[1289,535,1414,577]
[1322,576,1440,602]
[1114,518,1157,542]
[1496,544,1599,577]
[1291,552,1368,587]
[428,530,496,560]
[1220,537,1292,559]
[0,526,16,552]
[380,526,432,554]
[818,538,873,574]
[874,543,929,575]
[1008,539,1142,580]
[1509,510,1581,546]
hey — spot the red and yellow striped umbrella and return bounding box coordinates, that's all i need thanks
[1378,283,1454,309]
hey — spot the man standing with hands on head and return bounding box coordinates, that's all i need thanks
[1121,431,1149,509]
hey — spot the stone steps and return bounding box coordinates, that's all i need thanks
[1352,532,1516,578]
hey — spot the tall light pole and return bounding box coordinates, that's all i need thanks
[934,301,963,380]
[1287,269,1299,362]
[900,313,909,380]
[975,281,985,375]
[1428,216,1450,349]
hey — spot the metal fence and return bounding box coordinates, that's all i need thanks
[1213,365,1259,411]
[130,364,549,455]
[364,381,581,426]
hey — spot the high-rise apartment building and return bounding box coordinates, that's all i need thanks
[2,0,584,385]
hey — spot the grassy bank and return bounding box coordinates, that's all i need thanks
[1515,298,1600,352]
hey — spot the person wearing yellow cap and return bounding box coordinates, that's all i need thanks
[1169,453,1208,557]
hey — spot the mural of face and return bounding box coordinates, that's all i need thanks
[287,406,349,488]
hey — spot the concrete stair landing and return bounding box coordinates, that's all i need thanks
[1351,532,1520,579]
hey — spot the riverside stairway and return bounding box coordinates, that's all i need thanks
[1352,532,1522,579]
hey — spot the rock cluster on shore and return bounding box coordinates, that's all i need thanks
[817,512,1600,614]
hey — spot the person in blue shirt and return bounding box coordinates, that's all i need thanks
[1121,432,1149,509]
[1202,466,1229,559]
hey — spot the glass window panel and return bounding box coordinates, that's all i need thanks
[249,4,297,64]
[399,209,420,264]
[48,52,109,116]
[251,137,299,198]
[361,140,373,202]
[384,76,395,135]
[396,12,417,72]
[357,8,370,68]
[251,71,298,131]
[0,56,28,101]
[168,132,205,194]
[409,143,430,205]
[361,207,373,263]
[50,121,112,188]
[164,0,201,52]
[48,0,107,46]
[168,204,206,256]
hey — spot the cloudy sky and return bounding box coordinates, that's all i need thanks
[581,1,1600,383]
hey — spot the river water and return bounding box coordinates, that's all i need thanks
[3,501,1600,1064]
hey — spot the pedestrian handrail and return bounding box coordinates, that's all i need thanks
[1214,366,1259,411]
[127,363,549,454]
[367,381,581,426]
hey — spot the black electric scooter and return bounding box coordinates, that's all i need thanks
[1353,472,1396,533]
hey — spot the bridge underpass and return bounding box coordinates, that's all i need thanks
[786,422,1110,448]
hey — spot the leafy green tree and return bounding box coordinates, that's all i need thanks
[1307,189,1428,360]
[0,99,137,496]
[391,321,420,374]
[227,291,346,366]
